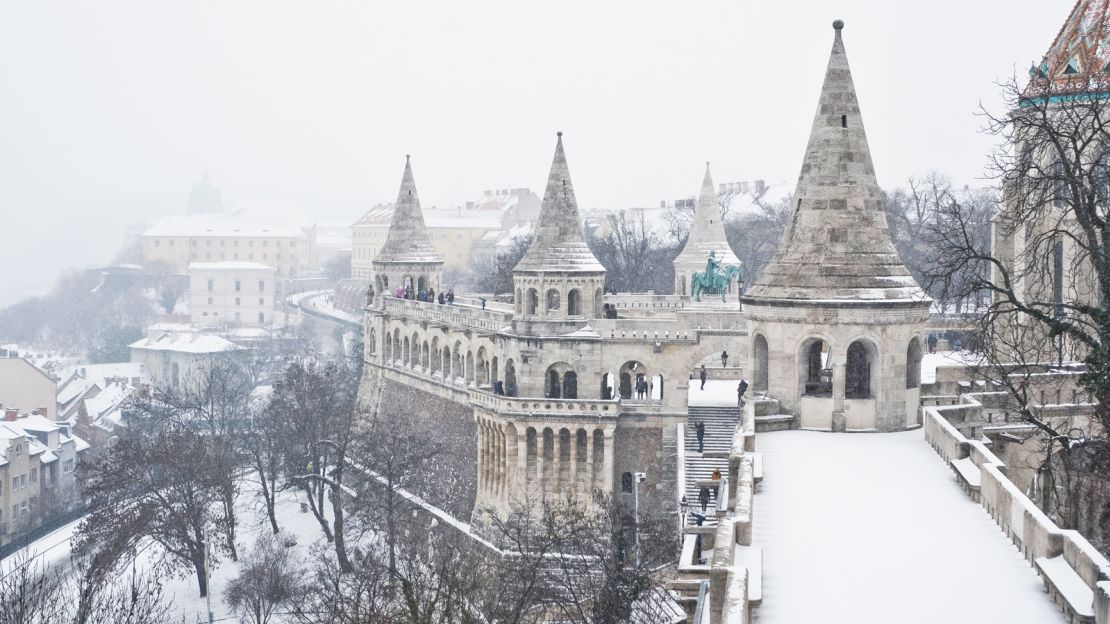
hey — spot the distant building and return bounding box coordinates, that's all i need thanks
[140,215,313,279]
[128,332,246,391]
[0,358,57,420]
[189,262,277,328]
[350,188,540,280]
[186,173,224,215]
[0,409,88,546]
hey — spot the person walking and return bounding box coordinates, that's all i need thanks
[480,297,487,310]
[927,333,938,354]
[699,486,710,513]
[438,292,446,305]
[721,350,729,368]
[699,365,708,390]
[695,420,705,453]
[737,379,749,406]
[447,289,455,305]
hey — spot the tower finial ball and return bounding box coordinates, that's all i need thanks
[833,19,844,30]
[557,131,563,138]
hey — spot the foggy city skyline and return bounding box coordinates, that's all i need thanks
[0,0,1064,305]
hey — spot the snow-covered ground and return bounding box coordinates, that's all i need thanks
[752,429,1063,624]
[921,350,984,384]
[689,379,746,407]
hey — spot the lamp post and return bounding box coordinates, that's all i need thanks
[680,495,689,528]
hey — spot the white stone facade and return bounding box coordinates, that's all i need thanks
[189,262,276,327]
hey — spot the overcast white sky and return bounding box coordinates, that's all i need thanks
[0,1,1068,304]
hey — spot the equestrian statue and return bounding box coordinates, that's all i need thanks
[691,251,742,302]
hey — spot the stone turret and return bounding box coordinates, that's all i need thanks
[742,21,930,432]
[672,163,742,298]
[371,156,444,300]
[511,133,606,334]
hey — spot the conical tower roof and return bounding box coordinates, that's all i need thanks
[513,133,605,273]
[673,163,741,268]
[1027,0,1110,95]
[373,156,443,265]
[745,21,924,303]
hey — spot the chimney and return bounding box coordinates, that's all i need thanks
[32,408,45,417]
[755,179,766,195]
[5,409,17,421]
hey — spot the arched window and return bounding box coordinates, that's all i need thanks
[417,275,427,292]
[368,328,376,354]
[430,337,440,374]
[567,289,582,316]
[546,289,560,315]
[906,336,923,389]
[422,341,430,370]
[527,289,539,315]
[621,472,634,494]
[546,368,562,398]
[515,288,523,315]
[563,371,578,399]
[403,337,410,366]
[618,361,647,400]
[594,287,604,318]
[680,275,686,296]
[846,341,874,399]
[505,359,518,397]
[443,346,452,378]
[802,339,831,396]
[753,334,769,392]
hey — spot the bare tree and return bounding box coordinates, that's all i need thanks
[924,73,1110,552]
[470,234,534,295]
[723,191,792,286]
[588,210,679,294]
[225,533,307,624]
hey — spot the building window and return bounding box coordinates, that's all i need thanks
[10,477,16,491]
[235,312,241,322]
[220,240,225,247]
[207,279,214,291]
[63,459,74,474]
[258,280,265,291]
[258,297,264,305]
[258,312,265,323]
[235,280,241,291]
[30,469,36,483]
[235,297,240,306]
[154,239,160,247]
[169,239,175,247]
[276,240,282,247]
[208,297,213,304]
[621,472,633,493]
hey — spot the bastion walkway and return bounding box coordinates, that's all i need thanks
[751,429,1063,624]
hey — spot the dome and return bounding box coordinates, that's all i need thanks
[186,174,224,215]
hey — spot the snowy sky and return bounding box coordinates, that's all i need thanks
[0,1,1067,304]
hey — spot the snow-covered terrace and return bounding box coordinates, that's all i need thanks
[751,429,1064,623]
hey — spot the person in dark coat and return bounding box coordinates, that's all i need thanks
[695,420,705,453]
[699,365,708,390]
[427,287,435,302]
[721,350,729,368]
[699,486,711,513]
[438,292,446,305]
[447,289,455,305]
[927,333,938,354]
[737,379,749,406]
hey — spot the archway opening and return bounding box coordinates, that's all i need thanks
[753,334,769,393]
[546,289,560,316]
[619,361,647,400]
[846,340,875,399]
[906,336,923,389]
[567,289,582,316]
[801,339,831,397]
[527,289,539,315]
[547,368,562,399]
[563,371,578,399]
[505,359,518,397]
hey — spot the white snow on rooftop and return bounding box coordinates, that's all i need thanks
[129,332,243,354]
[142,215,306,239]
[752,429,1064,624]
[188,261,276,271]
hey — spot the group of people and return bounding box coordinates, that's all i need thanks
[601,303,618,319]
[395,285,455,305]
[634,374,652,400]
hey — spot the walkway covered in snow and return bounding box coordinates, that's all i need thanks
[752,429,1064,624]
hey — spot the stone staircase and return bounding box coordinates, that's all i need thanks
[750,396,796,432]
[684,405,740,524]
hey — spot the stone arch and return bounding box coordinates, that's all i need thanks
[505,358,518,397]
[846,339,878,399]
[799,336,832,397]
[417,275,427,292]
[563,371,578,399]
[592,429,605,491]
[544,362,575,399]
[567,289,582,316]
[601,372,615,400]
[491,356,499,386]
[618,360,648,400]
[476,347,489,386]
[527,288,539,315]
[906,336,923,389]
[752,333,769,393]
[545,289,561,316]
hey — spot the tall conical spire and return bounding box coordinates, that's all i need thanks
[674,162,740,269]
[374,155,443,264]
[514,133,604,272]
[746,21,923,302]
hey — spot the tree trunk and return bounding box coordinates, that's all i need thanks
[194,555,208,598]
[331,484,352,573]
[302,484,334,541]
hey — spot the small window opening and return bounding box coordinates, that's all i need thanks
[841,114,848,128]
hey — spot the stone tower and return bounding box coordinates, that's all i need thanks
[672,163,742,298]
[741,21,930,432]
[370,156,444,300]
[511,133,607,335]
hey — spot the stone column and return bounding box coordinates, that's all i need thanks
[516,429,527,498]
[585,430,595,494]
[537,429,546,495]
[602,428,615,496]
[569,428,579,501]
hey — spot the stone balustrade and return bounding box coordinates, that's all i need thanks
[604,294,690,310]
[590,318,697,342]
[924,400,1110,623]
[381,296,512,333]
[468,389,620,421]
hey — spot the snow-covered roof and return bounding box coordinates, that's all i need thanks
[142,215,307,239]
[129,332,244,354]
[0,414,88,463]
[188,261,277,272]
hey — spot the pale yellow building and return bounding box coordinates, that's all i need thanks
[0,358,56,420]
[141,215,314,279]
